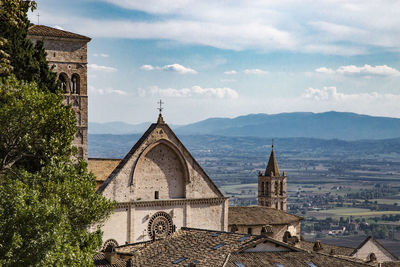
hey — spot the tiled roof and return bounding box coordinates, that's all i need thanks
[93,252,127,267]
[115,228,269,267]
[228,206,303,226]
[88,158,121,182]
[350,236,399,261]
[28,25,91,41]
[265,147,280,176]
[106,228,369,267]
[224,251,370,267]
[300,240,354,256]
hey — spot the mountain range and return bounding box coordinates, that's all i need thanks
[89,111,400,141]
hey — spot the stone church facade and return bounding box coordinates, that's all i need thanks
[97,114,229,246]
[28,25,90,160]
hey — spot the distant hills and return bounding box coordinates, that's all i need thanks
[89,112,400,140]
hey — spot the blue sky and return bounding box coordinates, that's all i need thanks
[30,0,400,124]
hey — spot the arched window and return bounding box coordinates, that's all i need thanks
[265,182,269,196]
[280,180,284,195]
[58,73,68,93]
[71,73,80,94]
[261,182,265,195]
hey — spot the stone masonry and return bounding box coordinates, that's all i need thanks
[28,25,91,161]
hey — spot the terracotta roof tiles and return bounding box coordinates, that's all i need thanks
[28,25,91,41]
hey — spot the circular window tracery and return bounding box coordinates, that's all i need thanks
[147,211,173,240]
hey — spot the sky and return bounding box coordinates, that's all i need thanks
[29,0,400,124]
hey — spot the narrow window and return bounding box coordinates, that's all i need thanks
[58,73,68,93]
[261,182,265,195]
[280,180,284,195]
[281,202,284,210]
[154,191,159,199]
[247,228,252,235]
[266,182,269,196]
[275,202,278,209]
[71,73,80,94]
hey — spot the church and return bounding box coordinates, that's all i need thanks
[28,25,399,266]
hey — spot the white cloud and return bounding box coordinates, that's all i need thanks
[88,64,117,73]
[243,69,268,75]
[224,70,237,75]
[89,85,127,95]
[315,65,400,76]
[93,53,110,58]
[315,67,335,74]
[140,63,197,74]
[302,86,400,103]
[140,64,155,71]
[30,1,400,55]
[139,85,238,99]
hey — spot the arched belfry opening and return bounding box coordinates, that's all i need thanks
[133,140,188,200]
[71,73,80,94]
[58,73,69,93]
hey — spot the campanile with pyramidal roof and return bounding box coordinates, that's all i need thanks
[258,144,287,211]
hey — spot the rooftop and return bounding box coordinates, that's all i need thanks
[229,206,303,226]
[28,25,91,41]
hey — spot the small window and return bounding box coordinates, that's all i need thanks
[212,243,225,250]
[172,257,186,264]
[306,263,318,267]
[281,202,284,210]
[247,228,252,235]
[275,202,278,209]
[261,182,265,195]
[154,191,159,199]
[71,73,80,94]
[235,262,246,267]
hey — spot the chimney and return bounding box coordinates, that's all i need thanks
[104,246,118,265]
[313,240,323,252]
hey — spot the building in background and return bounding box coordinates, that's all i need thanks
[258,145,287,211]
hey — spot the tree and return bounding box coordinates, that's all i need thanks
[0,1,114,266]
[0,0,58,92]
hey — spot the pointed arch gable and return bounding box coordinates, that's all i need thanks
[131,139,190,186]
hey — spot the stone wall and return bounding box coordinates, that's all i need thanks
[28,36,89,161]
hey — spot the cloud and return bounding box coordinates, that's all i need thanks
[88,64,117,72]
[243,69,268,75]
[224,70,237,75]
[140,63,197,74]
[93,53,110,58]
[30,1,400,55]
[302,86,400,103]
[89,85,127,95]
[139,85,238,99]
[315,65,400,76]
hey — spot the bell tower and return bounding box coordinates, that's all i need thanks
[258,144,287,211]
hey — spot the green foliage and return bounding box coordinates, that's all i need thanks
[0,2,115,266]
[0,0,58,92]
[0,159,114,266]
[0,76,76,172]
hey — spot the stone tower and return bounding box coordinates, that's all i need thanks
[258,145,287,211]
[28,25,91,161]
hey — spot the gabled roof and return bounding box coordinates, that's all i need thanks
[224,251,370,267]
[28,25,91,41]
[350,236,399,260]
[97,115,224,197]
[265,146,280,176]
[228,206,303,226]
[300,240,355,256]
[113,227,294,267]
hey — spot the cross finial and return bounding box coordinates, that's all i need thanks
[272,138,274,149]
[157,99,164,114]
[37,13,40,25]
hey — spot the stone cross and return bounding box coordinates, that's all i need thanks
[157,99,164,114]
